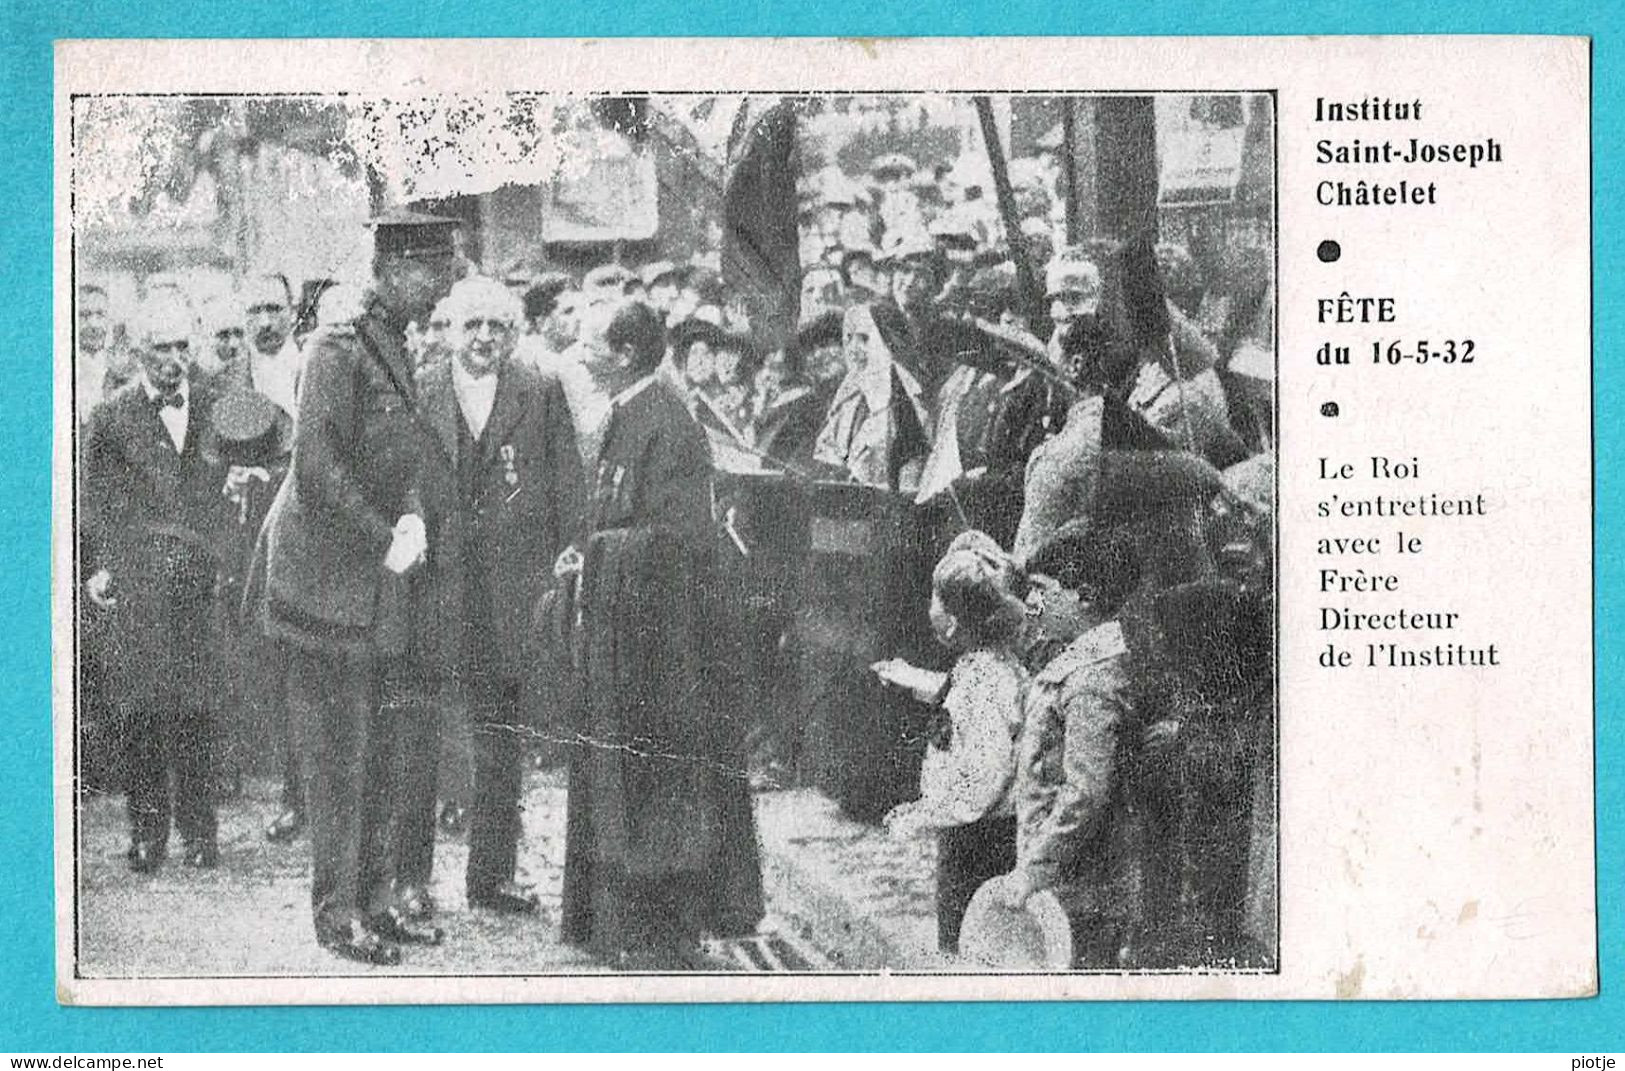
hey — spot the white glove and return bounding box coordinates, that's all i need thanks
[383,514,427,575]
[553,544,584,580]
[396,512,426,545]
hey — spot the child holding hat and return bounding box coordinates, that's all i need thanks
[873,530,1030,954]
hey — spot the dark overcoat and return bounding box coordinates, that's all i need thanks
[561,375,764,943]
[249,304,436,656]
[412,357,584,682]
[80,375,233,708]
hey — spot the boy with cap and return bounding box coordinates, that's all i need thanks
[993,449,1232,967]
[993,523,1140,968]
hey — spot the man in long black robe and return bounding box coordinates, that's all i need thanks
[560,302,764,969]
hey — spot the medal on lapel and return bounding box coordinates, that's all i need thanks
[500,443,518,486]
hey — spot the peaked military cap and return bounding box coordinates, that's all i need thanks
[366,207,461,259]
[582,263,638,294]
[640,259,685,289]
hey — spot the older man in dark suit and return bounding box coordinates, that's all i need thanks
[402,275,583,915]
[81,290,233,873]
[252,210,462,966]
[559,302,764,970]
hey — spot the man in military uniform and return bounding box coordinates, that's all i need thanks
[253,209,462,965]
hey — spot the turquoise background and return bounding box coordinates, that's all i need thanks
[1,0,1615,1051]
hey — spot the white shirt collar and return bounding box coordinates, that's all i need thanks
[452,357,500,439]
[140,375,189,404]
[452,355,500,395]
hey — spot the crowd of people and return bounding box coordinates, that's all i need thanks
[76,145,1277,973]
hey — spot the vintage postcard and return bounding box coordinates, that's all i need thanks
[52,36,1594,1003]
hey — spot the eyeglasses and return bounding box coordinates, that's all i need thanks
[149,340,190,355]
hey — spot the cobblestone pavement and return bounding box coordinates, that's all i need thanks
[74,769,603,978]
[74,770,951,978]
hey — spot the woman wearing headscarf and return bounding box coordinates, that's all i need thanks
[812,302,934,490]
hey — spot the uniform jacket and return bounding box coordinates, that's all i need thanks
[1015,620,1134,898]
[80,374,233,703]
[413,356,584,681]
[252,302,436,656]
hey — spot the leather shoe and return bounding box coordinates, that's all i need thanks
[394,884,435,920]
[437,802,466,836]
[468,881,540,915]
[126,841,165,874]
[183,842,220,869]
[321,919,402,967]
[264,808,304,842]
[369,906,444,946]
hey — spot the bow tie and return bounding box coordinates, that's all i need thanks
[152,390,184,410]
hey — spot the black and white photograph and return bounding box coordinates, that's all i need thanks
[63,68,1278,992]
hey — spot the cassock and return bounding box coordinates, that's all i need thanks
[561,373,764,962]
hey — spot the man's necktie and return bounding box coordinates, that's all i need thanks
[153,390,184,410]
